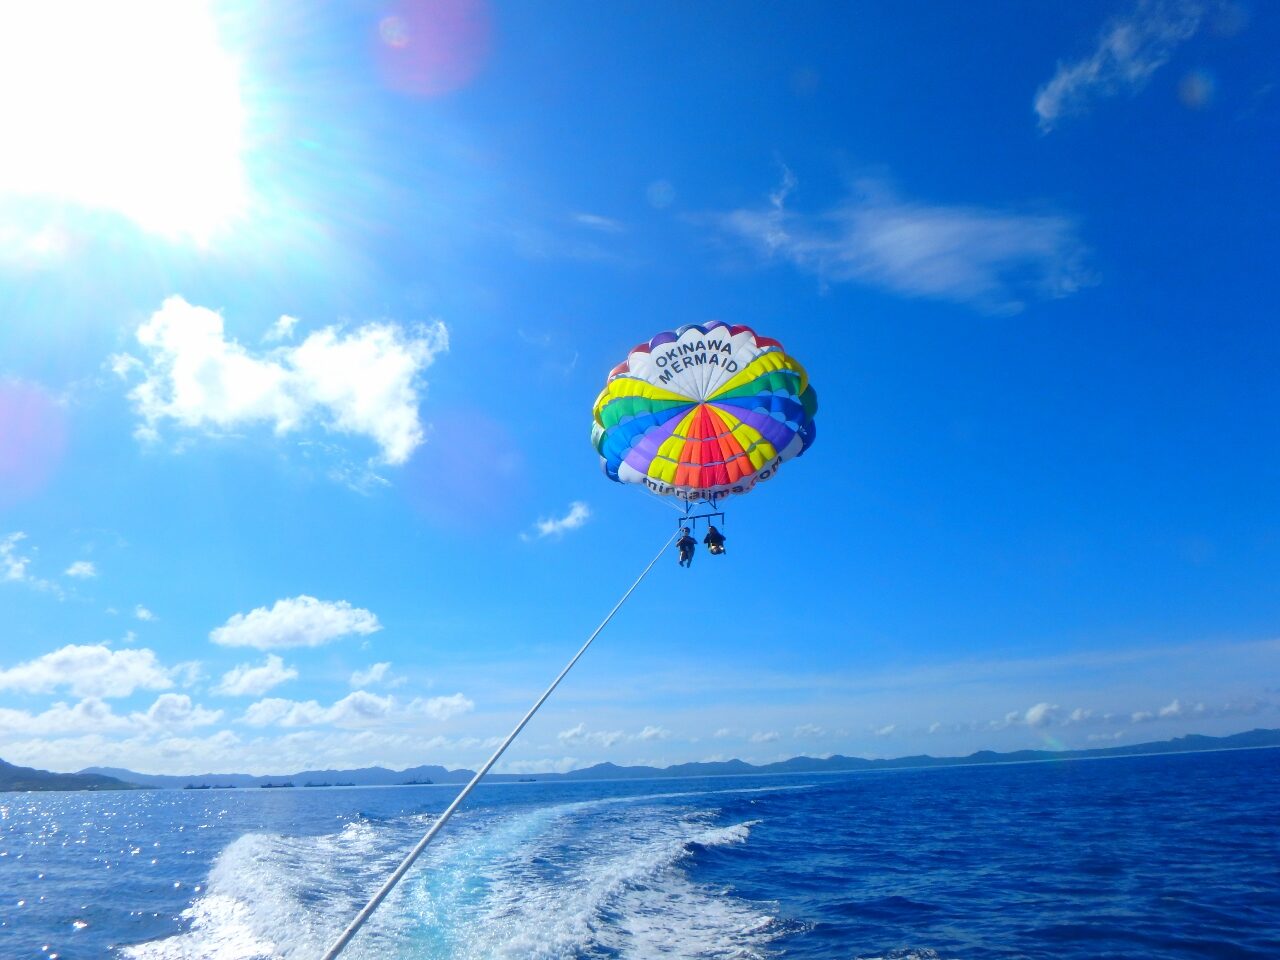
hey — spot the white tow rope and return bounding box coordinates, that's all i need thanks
[320,528,680,960]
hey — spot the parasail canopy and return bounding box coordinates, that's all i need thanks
[592,322,817,501]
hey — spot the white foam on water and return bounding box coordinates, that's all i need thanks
[410,810,778,959]
[120,790,784,959]
[120,816,438,959]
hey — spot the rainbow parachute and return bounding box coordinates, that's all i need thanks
[592,322,817,500]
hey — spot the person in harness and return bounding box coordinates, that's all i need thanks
[676,527,696,567]
[703,525,726,555]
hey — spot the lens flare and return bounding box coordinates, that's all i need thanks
[402,407,524,529]
[1179,69,1216,110]
[646,179,676,209]
[0,380,66,507]
[374,0,492,98]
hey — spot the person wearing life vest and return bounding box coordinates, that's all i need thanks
[676,527,696,567]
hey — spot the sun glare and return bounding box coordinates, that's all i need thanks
[0,1,245,240]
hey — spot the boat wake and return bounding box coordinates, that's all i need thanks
[121,796,781,959]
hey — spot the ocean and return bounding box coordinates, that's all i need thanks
[1,748,1277,959]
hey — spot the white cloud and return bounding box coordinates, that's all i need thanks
[1,532,60,595]
[712,176,1091,314]
[142,693,223,730]
[1035,0,1203,132]
[349,661,392,688]
[498,757,580,775]
[240,690,466,729]
[262,314,299,343]
[0,698,133,735]
[873,723,897,737]
[1024,702,1060,727]
[64,560,97,579]
[210,595,381,649]
[0,644,176,698]
[114,296,448,465]
[215,654,298,697]
[242,697,324,728]
[134,604,156,621]
[525,501,591,540]
[713,727,735,739]
[0,694,219,736]
[1130,698,1211,723]
[412,693,474,721]
[750,730,780,743]
[558,721,587,742]
[2,532,32,581]
[1160,698,1201,718]
[557,722,625,748]
[327,690,395,726]
[172,660,203,688]
[793,723,826,738]
[636,725,670,742]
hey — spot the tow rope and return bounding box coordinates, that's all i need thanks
[320,527,680,959]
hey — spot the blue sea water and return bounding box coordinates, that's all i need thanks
[1,748,1277,959]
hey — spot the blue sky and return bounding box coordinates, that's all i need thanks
[1,0,1277,776]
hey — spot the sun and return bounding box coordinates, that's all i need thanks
[0,1,246,240]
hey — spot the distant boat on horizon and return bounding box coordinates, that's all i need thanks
[303,781,331,788]
[400,778,433,785]
[260,782,295,788]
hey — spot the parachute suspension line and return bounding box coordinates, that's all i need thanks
[320,526,682,960]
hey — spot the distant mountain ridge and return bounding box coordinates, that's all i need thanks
[72,727,1280,791]
[0,757,138,792]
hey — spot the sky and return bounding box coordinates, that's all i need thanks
[1,0,1277,777]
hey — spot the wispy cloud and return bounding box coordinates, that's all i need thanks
[1,532,61,595]
[572,212,625,233]
[710,175,1091,314]
[215,654,298,697]
[2,532,33,582]
[557,723,670,748]
[64,560,97,579]
[558,722,624,748]
[134,604,156,622]
[1035,0,1204,132]
[990,695,1273,732]
[262,314,299,343]
[240,690,472,729]
[524,501,591,540]
[349,661,400,688]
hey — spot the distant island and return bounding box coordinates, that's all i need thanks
[2,728,1277,794]
[0,757,139,792]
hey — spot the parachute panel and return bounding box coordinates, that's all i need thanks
[592,321,817,500]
